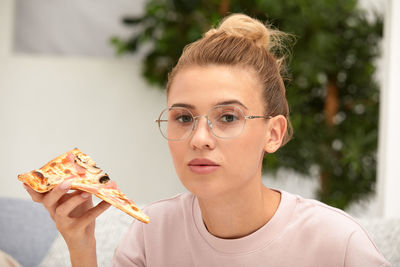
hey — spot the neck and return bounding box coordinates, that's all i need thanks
[197,181,281,239]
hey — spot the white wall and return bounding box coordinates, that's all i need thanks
[377,0,400,218]
[0,0,186,204]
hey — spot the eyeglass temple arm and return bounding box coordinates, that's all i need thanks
[245,115,272,119]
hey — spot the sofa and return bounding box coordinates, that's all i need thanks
[0,197,399,267]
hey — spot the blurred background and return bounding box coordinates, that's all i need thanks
[1,0,399,219]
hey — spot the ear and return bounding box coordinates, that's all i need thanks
[264,115,287,153]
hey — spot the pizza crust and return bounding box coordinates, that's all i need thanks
[70,180,150,224]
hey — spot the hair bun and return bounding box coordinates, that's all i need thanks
[205,14,270,48]
[204,13,292,60]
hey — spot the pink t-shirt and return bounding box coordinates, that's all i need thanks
[112,190,391,267]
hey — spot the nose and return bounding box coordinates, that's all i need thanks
[189,116,216,150]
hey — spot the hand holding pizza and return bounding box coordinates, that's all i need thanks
[23,179,111,245]
[24,180,110,266]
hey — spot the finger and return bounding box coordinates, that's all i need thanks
[54,191,93,219]
[69,194,94,218]
[58,190,82,205]
[23,183,44,203]
[76,201,111,229]
[42,180,72,211]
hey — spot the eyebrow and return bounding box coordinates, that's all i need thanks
[170,100,248,110]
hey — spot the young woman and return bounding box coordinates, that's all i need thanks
[24,14,390,267]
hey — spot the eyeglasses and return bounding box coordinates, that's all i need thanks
[155,104,271,141]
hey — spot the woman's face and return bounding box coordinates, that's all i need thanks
[166,65,277,199]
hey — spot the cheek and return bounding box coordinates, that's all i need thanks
[168,142,186,171]
[227,127,266,173]
[225,140,264,174]
[167,142,196,192]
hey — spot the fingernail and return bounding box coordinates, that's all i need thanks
[60,180,71,190]
[81,192,91,198]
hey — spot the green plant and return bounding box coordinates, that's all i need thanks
[111,0,383,210]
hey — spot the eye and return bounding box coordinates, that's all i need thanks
[176,115,193,123]
[220,114,238,123]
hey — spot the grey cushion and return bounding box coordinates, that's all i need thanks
[358,217,400,266]
[0,198,58,267]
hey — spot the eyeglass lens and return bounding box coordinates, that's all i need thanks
[158,105,246,141]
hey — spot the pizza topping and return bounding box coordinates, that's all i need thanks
[76,153,91,163]
[46,169,56,175]
[86,167,102,174]
[64,169,71,174]
[33,170,44,179]
[61,157,70,165]
[31,170,47,186]
[72,159,87,175]
[75,153,97,167]
[74,153,102,175]
[104,180,118,189]
[130,204,139,211]
[99,175,110,184]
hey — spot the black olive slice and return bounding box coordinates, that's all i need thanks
[99,174,110,184]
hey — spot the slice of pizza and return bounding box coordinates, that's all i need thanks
[18,148,149,224]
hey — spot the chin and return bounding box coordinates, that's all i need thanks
[179,176,229,200]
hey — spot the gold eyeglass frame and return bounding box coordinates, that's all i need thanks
[155,104,272,141]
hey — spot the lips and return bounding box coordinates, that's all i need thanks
[188,158,219,166]
[188,158,220,174]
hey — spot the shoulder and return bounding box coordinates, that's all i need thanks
[287,191,366,234]
[284,191,387,259]
[282,191,379,249]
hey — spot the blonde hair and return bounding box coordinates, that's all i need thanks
[166,13,293,146]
